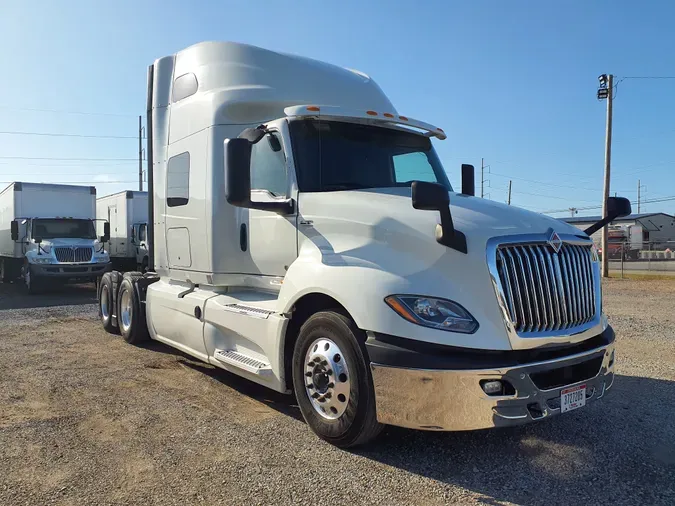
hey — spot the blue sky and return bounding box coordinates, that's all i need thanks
[1,1,673,217]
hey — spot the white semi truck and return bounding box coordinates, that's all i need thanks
[98,42,630,447]
[0,182,111,293]
[96,190,149,271]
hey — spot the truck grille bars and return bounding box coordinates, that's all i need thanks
[495,242,596,334]
[54,247,93,263]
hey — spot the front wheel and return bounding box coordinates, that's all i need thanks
[292,311,382,448]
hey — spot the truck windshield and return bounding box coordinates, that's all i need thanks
[289,119,452,192]
[32,219,96,240]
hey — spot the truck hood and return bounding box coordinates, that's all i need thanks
[298,186,583,252]
[294,187,593,351]
[40,238,97,247]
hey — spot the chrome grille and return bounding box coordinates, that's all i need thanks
[495,243,596,333]
[54,247,93,263]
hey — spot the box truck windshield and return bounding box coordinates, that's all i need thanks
[32,219,96,240]
[289,120,452,192]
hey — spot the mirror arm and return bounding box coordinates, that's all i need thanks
[249,199,294,215]
[436,208,468,253]
[584,215,617,237]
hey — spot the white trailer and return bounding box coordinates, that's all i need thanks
[98,42,630,447]
[96,191,149,270]
[0,182,111,292]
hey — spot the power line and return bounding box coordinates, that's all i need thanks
[541,195,675,215]
[489,172,601,192]
[0,156,137,161]
[0,105,137,118]
[0,161,136,168]
[489,184,599,203]
[620,76,675,80]
[0,180,138,185]
[0,130,137,139]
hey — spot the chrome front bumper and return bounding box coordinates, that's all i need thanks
[369,337,615,431]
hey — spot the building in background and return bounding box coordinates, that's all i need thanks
[561,213,675,250]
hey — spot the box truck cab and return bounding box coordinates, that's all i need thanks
[0,182,111,292]
[96,191,149,271]
[98,42,630,447]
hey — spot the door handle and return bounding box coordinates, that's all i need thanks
[240,224,247,252]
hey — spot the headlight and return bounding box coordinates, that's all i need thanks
[95,253,110,263]
[385,295,479,334]
[32,257,54,264]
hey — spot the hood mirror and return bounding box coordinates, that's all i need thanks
[583,196,632,236]
[412,181,467,254]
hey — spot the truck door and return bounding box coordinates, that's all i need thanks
[246,131,297,277]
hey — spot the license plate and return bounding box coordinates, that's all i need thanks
[560,384,586,413]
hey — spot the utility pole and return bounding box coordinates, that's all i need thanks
[138,115,143,191]
[569,207,578,217]
[637,179,641,213]
[481,158,484,198]
[598,74,614,278]
[507,180,512,205]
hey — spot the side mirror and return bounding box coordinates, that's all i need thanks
[103,222,110,242]
[224,137,294,214]
[411,181,467,253]
[10,220,19,241]
[411,180,449,211]
[607,196,631,219]
[461,164,475,196]
[34,237,43,244]
[225,138,253,208]
[583,196,632,236]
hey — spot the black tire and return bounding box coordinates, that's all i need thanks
[292,311,383,448]
[117,274,149,345]
[99,272,118,333]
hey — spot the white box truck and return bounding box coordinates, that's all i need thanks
[96,190,149,271]
[0,182,111,293]
[98,42,630,447]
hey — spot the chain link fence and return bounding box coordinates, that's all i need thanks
[595,240,675,275]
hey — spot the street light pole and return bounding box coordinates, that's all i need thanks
[598,74,614,278]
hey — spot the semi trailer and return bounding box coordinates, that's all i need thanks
[98,41,630,447]
[96,190,149,271]
[0,182,111,293]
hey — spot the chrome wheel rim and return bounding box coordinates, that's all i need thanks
[304,338,351,420]
[100,285,110,320]
[120,288,132,333]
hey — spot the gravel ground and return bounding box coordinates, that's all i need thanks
[0,279,673,506]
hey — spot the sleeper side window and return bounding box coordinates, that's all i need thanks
[167,152,190,207]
